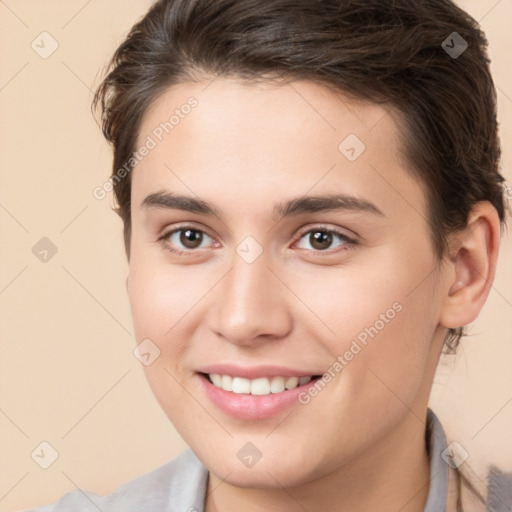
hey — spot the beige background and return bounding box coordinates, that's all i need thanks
[0,1,511,510]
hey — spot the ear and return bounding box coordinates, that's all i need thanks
[439,201,501,330]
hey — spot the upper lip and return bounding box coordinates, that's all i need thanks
[197,364,321,380]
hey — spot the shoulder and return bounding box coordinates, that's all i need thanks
[28,448,208,512]
[426,410,512,512]
[446,451,512,512]
[485,465,512,512]
[451,465,512,512]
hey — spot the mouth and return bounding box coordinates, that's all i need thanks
[196,369,324,420]
[201,372,322,396]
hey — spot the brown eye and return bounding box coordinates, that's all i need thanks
[309,230,334,251]
[161,226,213,254]
[295,227,354,253]
[179,228,203,249]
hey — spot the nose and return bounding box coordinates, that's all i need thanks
[206,250,293,347]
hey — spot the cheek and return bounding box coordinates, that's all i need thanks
[127,256,198,340]
[298,253,439,401]
[127,262,199,425]
[127,258,207,404]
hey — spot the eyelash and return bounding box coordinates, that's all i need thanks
[158,224,357,258]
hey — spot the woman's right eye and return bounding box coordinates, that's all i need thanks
[160,226,215,256]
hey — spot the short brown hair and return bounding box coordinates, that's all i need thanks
[93,0,508,351]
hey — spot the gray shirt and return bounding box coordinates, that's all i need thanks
[29,409,511,511]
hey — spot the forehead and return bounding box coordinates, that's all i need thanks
[138,77,399,152]
[132,77,427,225]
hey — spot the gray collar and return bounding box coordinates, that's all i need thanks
[423,408,450,511]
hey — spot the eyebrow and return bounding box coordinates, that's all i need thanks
[141,191,385,220]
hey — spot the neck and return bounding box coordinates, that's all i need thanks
[205,411,431,512]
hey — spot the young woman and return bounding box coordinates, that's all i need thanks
[31,0,511,510]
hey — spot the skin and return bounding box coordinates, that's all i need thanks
[126,77,500,512]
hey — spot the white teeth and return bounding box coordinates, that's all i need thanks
[251,377,271,395]
[208,373,314,395]
[285,376,299,389]
[221,374,233,391]
[232,377,251,394]
[210,373,222,387]
[270,376,285,393]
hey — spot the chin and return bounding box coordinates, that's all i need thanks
[214,461,312,489]
[193,439,322,489]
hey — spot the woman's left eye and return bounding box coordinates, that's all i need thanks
[294,228,355,253]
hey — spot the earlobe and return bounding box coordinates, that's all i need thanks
[439,201,501,329]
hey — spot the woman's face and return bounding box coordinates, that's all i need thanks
[127,77,450,487]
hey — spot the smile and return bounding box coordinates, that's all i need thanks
[196,368,325,420]
[206,373,317,395]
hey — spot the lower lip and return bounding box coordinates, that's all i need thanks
[197,374,320,420]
